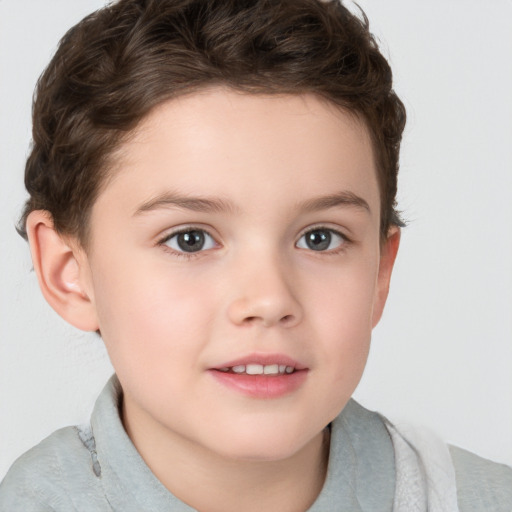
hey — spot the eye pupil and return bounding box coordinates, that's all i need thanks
[306,230,331,251]
[177,231,205,252]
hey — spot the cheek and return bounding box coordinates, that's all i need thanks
[306,259,377,374]
[89,257,216,377]
[303,270,375,422]
[308,252,378,328]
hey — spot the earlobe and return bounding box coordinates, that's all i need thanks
[26,210,99,331]
[372,226,401,327]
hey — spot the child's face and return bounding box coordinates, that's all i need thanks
[78,89,397,461]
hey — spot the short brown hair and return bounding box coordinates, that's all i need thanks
[18,0,406,245]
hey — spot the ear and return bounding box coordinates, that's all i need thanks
[372,226,401,327]
[26,210,99,331]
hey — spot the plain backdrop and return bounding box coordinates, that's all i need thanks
[1,0,511,479]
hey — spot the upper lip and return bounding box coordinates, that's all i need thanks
[211,353,307,371]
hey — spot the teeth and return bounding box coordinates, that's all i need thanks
[246,364,263,375]
[221,364,295,375]
[263,364,279,375]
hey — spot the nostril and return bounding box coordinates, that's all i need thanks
[241,314,294,326]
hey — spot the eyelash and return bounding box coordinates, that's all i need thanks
[157,225,351,260]
[157,226,218,260]
[296,226,351,255]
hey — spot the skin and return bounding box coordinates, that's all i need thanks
[27,89,400,511]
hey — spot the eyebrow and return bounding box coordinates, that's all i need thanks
[298,191,371,214]
[134,192,240,215]
[134,190,370,216]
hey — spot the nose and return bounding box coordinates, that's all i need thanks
[226,258,303,328]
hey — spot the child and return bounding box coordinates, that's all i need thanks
[1,0,511,510]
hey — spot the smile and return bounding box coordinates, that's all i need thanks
[218,364,296,375]
[209,354,307,398]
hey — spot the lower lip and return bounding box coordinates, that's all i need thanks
[209,369,308,399]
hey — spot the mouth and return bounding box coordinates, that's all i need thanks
[209,354,308,398]
[216,364,297,375]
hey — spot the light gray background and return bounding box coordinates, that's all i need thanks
[1,0,511,479]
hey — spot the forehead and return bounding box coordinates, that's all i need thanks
[97,89,379,222]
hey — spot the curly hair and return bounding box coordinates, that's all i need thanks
[18,0,406,245]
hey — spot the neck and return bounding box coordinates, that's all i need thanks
[123,402,330,512]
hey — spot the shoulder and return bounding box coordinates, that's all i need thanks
[450,445,512,512]
[0,426,107,511]
[353,403,512,512]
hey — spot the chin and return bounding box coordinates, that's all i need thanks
[207,423,321,463]
[220,442,303,463]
